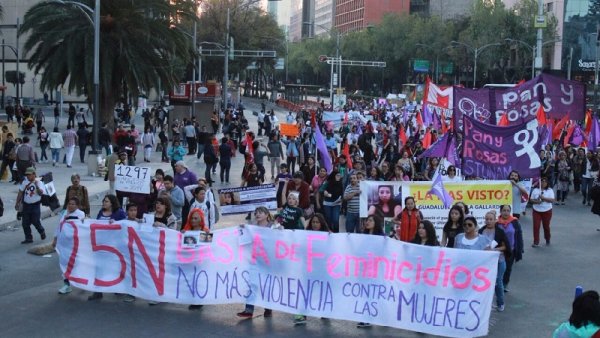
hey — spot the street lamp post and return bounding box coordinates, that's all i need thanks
[450,41,501,88]
[303,21,339,105]
[0,43,19,106]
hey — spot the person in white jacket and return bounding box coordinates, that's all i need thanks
[48,127,64,167]
[141,127,155,162]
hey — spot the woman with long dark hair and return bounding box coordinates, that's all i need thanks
[411,220,439,246]
[441,205,464,248]
[321,170,343,233]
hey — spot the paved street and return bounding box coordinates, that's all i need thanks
[0,99,599,337]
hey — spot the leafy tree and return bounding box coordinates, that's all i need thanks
[590,0,600,16]
[20,0,195,126]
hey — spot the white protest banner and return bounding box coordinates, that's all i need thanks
[114,164,151,194]
[360,180,513,239]
[57,221,498,337]
[218,184,277,215]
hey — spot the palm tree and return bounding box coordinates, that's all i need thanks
[20,0,195,126]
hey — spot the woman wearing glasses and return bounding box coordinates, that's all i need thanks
[442,165,461,182]
[453,216,492,251]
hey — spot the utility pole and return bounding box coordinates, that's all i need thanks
[222,8,230,111]
[16,18,20,107]
[191,20,197,119]
[92,0,100,153]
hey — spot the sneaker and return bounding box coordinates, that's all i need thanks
[87,292,103,301]
[58,284,72,294]
[237,311,253,318]
[188,305,203,311]
[497,304,505,312]
[41,232,46,240]
[357,322,372,328]
[504,288,510,293]
[293,315,307,325]
[546,240,551,246]
[264,309,273,318]
[148,301,160,306]
[123,294,136,303]
[21,239,33,244]
[531,244,540,248]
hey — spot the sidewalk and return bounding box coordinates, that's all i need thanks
[0,97,291,232]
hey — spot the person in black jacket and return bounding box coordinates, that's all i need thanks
[218,137,233,184]
[98,123,112,155]
[0,133,16,182]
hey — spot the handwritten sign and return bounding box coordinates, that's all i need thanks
[114,164,150,194]
[57,221,498,337]
[279,123,300,137]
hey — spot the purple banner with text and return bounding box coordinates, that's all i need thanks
[462,115,542,179]
[454,74,585,126]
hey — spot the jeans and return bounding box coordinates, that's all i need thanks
[495,260,506,307]
[581,176,593,203]
[197,144,205,160]
[270,157,281,178]
[51,148,60,163]
[323,204,341,233]
[22,202,45,241]
[345,212,360,233]
[54,116,60,129]
[40,144,48,161]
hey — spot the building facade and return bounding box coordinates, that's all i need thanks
[410,0,474,20]
[334,0,410,34]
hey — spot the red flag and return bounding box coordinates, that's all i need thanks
[536,105,547,125]
[564,123,575,148]
[422,130,432,149]
[416,111,424,129]
[342,142,352,170]
[497,113,509,126]
[585,109,593,135]
[553,114,570,140]
[398,124,407,145]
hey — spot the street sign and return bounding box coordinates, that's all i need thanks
[318,55,328,62]
[413,59,430,73]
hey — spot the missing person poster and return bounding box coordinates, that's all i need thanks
[218,184,277,215]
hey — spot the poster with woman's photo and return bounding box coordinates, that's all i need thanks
[359,181,403,235]
[218,184,277,215]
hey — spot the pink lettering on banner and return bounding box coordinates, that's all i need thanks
[215,230,234,264]
[251,234,270,265]
[176,233,196,263]
[472,267,492,292]
[396,261,413,283]
[90,223,126,287]
[306,234,327,272]
[450,266,472,289]
[61,221,89,285]
[127,227,166,295]
[326,254,343,278]
[275,240,301,262]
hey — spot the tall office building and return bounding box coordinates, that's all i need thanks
[410,0,474,20]
[334,0,410,34]
[267,0,292,33]
[314,0,335,37]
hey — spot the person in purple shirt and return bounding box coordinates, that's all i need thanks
[173,160,198,191]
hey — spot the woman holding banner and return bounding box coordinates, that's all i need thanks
[236,207,275,319]
[410,220,439,246]
[276,192,305,230]
[320,170,343,233]
[453,216,492,251]
[152,197,177,229]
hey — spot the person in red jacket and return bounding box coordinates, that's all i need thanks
[395,196,423,241]
[281,171,311,210]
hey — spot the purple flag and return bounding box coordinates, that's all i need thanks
[446,134,459,166]
[538,125,551,148]
[570,124,584,146]
[422,104,432,127]
[432,106,441,131]
[462,115,542,179]
[428,172,454,208]
[314,125,333,173]
[453,74,586,127]
[588,117,600,151]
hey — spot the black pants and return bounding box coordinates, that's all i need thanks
[220,161,231,183]
[0,159,15,181]
[186,137,196,154]
[22,202,45,241]
[67,115,75,128]
[205,162,213,184]
[503,255,515,287]
[79,144,88,163]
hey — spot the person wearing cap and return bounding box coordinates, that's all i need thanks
[15,167,46,244]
